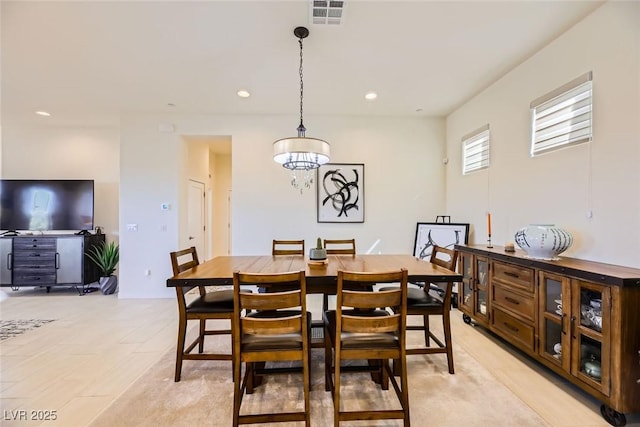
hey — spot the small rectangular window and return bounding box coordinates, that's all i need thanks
[530,71,592,156]
[462,124,490,175]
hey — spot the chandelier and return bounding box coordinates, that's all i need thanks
[273,26,330,193]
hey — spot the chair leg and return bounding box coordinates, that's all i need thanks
[246,362,255,394]
[424,314,430,346]
[380,359,389,390]
[175,318,187,382]
[334,352,341,427]
[325,326,332,392]
[303,345,311,427]
[399,354,411,427]
[443,311,455,374]
[198,319,206,353]
[232,355,242,427]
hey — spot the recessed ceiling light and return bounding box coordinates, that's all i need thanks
[237,90,251,98]
[364,92,377,101]
[35,111,51,116]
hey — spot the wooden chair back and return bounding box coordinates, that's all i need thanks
[272,239,305,255]
[337,269,408,345]
[429,245,458,271]
[233,271,308,351]
[170,247,204,298]
[324,239,356,255]
[170,246,199,275]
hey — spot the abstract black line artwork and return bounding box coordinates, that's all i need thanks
[317,163,364,223]
[413,222,470,260]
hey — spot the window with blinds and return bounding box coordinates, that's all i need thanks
[462,124,490,175]
[530,72,592,156]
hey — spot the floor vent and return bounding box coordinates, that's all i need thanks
[310,0,345,26]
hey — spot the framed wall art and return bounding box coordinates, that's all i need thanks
[413,222,469,260]
[317,163,364,223]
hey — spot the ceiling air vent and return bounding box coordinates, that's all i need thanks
[310,0,345,25]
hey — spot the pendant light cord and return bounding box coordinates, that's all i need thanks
[297,37,306,137]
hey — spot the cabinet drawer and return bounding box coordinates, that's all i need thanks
[492,285,535,322]
[13,272,56,285]
[491,308,535,353]
[492,261,534,292]
[13,238,56,250]
[13,252,56,263]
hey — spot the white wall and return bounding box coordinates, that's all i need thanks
[1,118,120,245]
[445,1,640,267]
[118,114,445,297]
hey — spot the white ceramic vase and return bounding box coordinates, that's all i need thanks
[514,224,573,260]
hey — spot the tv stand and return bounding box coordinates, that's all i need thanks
[0,234,105,295]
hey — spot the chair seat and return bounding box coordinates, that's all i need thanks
[380,286,443,308]
[186,289,235,313]
[324,310,398,349]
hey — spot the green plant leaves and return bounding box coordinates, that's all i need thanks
[86,241,119,277]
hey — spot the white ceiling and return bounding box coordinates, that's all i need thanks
[1,1,604,127]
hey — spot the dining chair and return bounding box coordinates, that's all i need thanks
[232,270,310,427]
[324,269,410,426]
[381,245,459,374]
[170,247,248,382]
[272,239,305,255]
[323,238,356,255]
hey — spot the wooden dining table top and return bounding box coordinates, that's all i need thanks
[166,254,462,292]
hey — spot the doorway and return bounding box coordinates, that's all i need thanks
[187,179,206,259]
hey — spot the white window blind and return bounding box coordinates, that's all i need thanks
[462,124,490,175]
[530,71,592,156]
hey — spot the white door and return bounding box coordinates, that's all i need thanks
[187,180,206,260]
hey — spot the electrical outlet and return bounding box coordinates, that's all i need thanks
[127,224,138,232]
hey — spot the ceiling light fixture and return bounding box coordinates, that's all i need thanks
[35,111,51,116]
[365,92,378,100]
[237,90,250,98]
[273,26,330,193]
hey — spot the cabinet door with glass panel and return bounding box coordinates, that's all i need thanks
[538,271,571,371]
[571,279,610,396]
[459,252,490,326]
[539,271,610,396]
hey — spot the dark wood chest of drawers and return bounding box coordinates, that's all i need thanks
[12,237,57,286]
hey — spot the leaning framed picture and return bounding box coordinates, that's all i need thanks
[413,222,470,260]
[317,163,364,223]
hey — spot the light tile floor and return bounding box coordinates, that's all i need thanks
[0,288,638,426]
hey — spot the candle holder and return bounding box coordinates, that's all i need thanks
[487,234,493,248]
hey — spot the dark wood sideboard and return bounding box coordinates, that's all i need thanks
[456,244,640,427]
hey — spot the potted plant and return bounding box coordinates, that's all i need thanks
[309,237,327,260]
[86,240,120,294]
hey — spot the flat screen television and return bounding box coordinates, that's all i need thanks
[0,179,94,232]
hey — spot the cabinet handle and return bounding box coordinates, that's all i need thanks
[6,253,12,270]
[561,313,567,335]
[570,316,576,339]
[55,253,60,269]
[505,296,520,305]
[504,271,519,278]
[503,322,519,333]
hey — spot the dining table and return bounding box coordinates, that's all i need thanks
[166,254,462,293]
